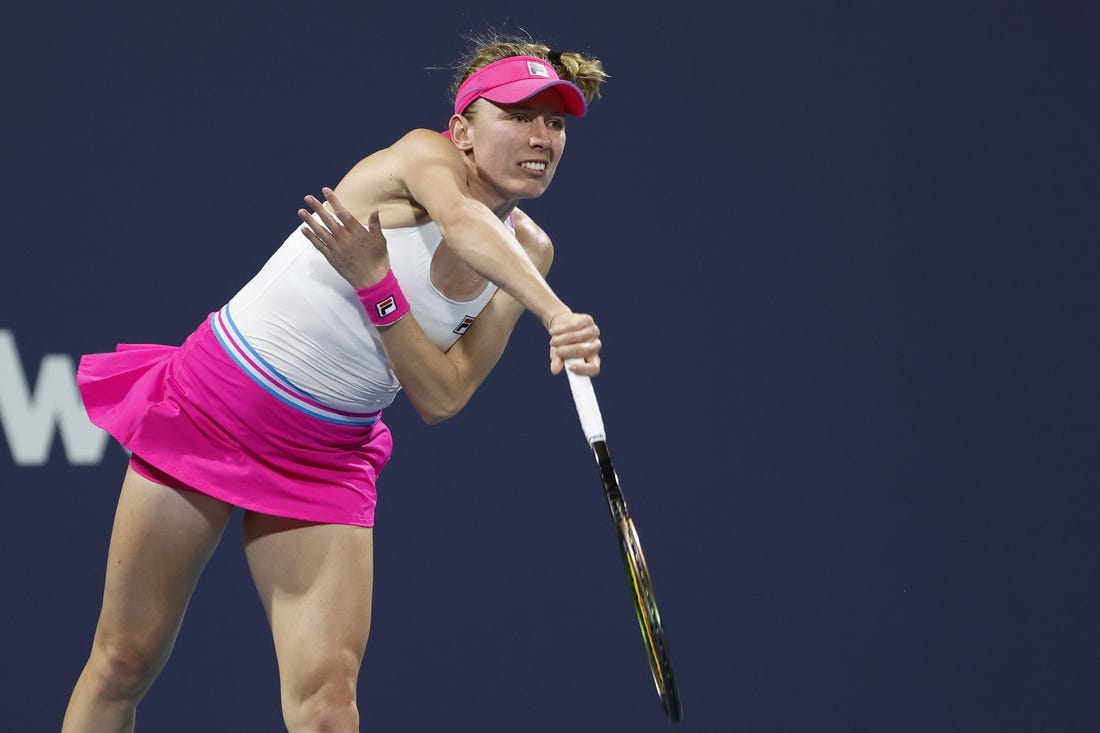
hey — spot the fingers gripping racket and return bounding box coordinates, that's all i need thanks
[565,363,683,722]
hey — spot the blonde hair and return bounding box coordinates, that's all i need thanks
[448,32,609,108]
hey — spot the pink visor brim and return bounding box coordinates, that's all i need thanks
[478,79,587,117]
[453,55,588,117]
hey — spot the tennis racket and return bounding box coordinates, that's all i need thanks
[564,362,682,723]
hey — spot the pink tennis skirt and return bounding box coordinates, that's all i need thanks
[77,314,393,527]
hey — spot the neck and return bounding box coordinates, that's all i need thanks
[463,163,519,221]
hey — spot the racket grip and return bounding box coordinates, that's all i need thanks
[564,358,606,444]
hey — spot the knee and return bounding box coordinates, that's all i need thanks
[83,636,168,703]
[282,653,361,733]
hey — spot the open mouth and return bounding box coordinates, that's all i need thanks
[520,161,548,172]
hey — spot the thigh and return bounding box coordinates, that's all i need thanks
[242,513,375,683]
[94,466,234,655]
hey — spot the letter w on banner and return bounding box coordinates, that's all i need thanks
[0,330,110,466]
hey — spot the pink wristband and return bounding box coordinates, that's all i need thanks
[356,270,410,326]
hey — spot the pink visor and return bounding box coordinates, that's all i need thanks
[454,55,587,117]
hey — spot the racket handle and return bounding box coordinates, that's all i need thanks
[564,358,606,444]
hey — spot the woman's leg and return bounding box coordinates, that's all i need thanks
[62,467,234,733]
[242,512,374,733]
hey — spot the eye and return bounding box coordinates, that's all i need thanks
[546,118,566,131]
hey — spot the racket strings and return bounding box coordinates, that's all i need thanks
[619,518,680,716]
[580,437,682,721]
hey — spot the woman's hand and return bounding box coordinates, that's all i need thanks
[298,187,390,288]
[547,311,602,376]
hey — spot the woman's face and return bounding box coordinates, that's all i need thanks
[466,88,569,203]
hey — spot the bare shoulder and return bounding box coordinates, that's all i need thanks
[334,129,461,225]
[343,129,457,177]
[390,128,463,163]
[511,207,554,275]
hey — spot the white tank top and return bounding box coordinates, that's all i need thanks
[217,219,502,417]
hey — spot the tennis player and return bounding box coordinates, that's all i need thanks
[61,34,607,733]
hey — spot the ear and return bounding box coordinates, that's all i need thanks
[448,114,474,151]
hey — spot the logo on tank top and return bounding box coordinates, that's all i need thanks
[453,315,476,335]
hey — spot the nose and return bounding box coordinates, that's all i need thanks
[529,119,551,148]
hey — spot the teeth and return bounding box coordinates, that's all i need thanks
[521,162,547,171]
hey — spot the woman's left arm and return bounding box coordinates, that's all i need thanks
[380,208,600,423]
[301,191,595,424]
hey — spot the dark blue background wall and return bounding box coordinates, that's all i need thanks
[3,1,1098,731]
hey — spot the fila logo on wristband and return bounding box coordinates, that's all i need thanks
[356,269,410,327]
[375,296,397,318]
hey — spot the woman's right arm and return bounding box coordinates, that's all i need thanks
[373,208,600,423]
[380,130,577,330]
[302,190,599,423]
[370,211,550,423]
[335,129,602,376]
